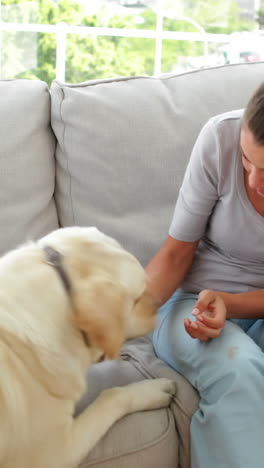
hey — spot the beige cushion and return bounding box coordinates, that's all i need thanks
[0,79,59,254]
[75,337,199,468]
[51,62,264,266]
[80,410,178,468]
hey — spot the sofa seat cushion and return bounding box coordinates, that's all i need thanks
[79,407,177,468]
[51,62,264,266]
[0,79,59,255]
[75,337,199,468]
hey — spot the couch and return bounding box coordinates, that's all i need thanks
[1,61,264,468]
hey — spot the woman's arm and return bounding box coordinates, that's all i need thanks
[145,235,199,305]
[216,290,264,319]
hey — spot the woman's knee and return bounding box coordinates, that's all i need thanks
[154,313,264,399]
[198,345,264,403]
[226,346,263,382]
[152,291,200,372]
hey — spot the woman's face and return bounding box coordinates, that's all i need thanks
[240,126,264,198]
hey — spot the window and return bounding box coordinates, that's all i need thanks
[1,0,263,85]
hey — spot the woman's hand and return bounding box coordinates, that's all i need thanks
[184,289,227,341]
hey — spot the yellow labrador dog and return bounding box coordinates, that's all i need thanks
[0,226,176,468]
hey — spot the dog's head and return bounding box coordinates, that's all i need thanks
[39,227,158,360]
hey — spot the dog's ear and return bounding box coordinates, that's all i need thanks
[72,277,128,359]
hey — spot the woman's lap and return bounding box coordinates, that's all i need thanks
[153,290,264,373]
[152,290,264,393]
[152,290,264,468]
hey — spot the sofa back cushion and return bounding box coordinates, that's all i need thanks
[51,62,264,266]
[0,79,59,255]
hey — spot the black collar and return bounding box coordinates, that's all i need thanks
[43,246,72,294]
[43,245,90,348]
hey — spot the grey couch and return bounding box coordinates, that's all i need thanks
[1,61,264,468]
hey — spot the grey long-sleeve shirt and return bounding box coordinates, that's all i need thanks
[169,109,264,294]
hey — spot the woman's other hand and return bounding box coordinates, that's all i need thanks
[184,289,227,341]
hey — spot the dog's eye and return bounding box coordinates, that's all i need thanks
[81,331,91,347]
[134,296,141,306]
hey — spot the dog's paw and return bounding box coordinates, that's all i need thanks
[123,378,177,413]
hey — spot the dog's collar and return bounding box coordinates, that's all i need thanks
[43,245,90,348]
[43,245,72,294]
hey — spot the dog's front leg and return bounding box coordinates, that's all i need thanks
[68,377,176,467]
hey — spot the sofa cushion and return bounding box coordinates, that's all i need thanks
[51,62,264,266]
[75,337,199,468]
[0,79,59,254]
[79,410,177,468]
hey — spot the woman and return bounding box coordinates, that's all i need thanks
[146,82,264,468]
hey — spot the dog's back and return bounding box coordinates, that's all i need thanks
[0,246,89,468]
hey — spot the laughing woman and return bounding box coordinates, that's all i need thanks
[146,82,264,468]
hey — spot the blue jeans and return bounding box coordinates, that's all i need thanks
[152,290,264,468]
